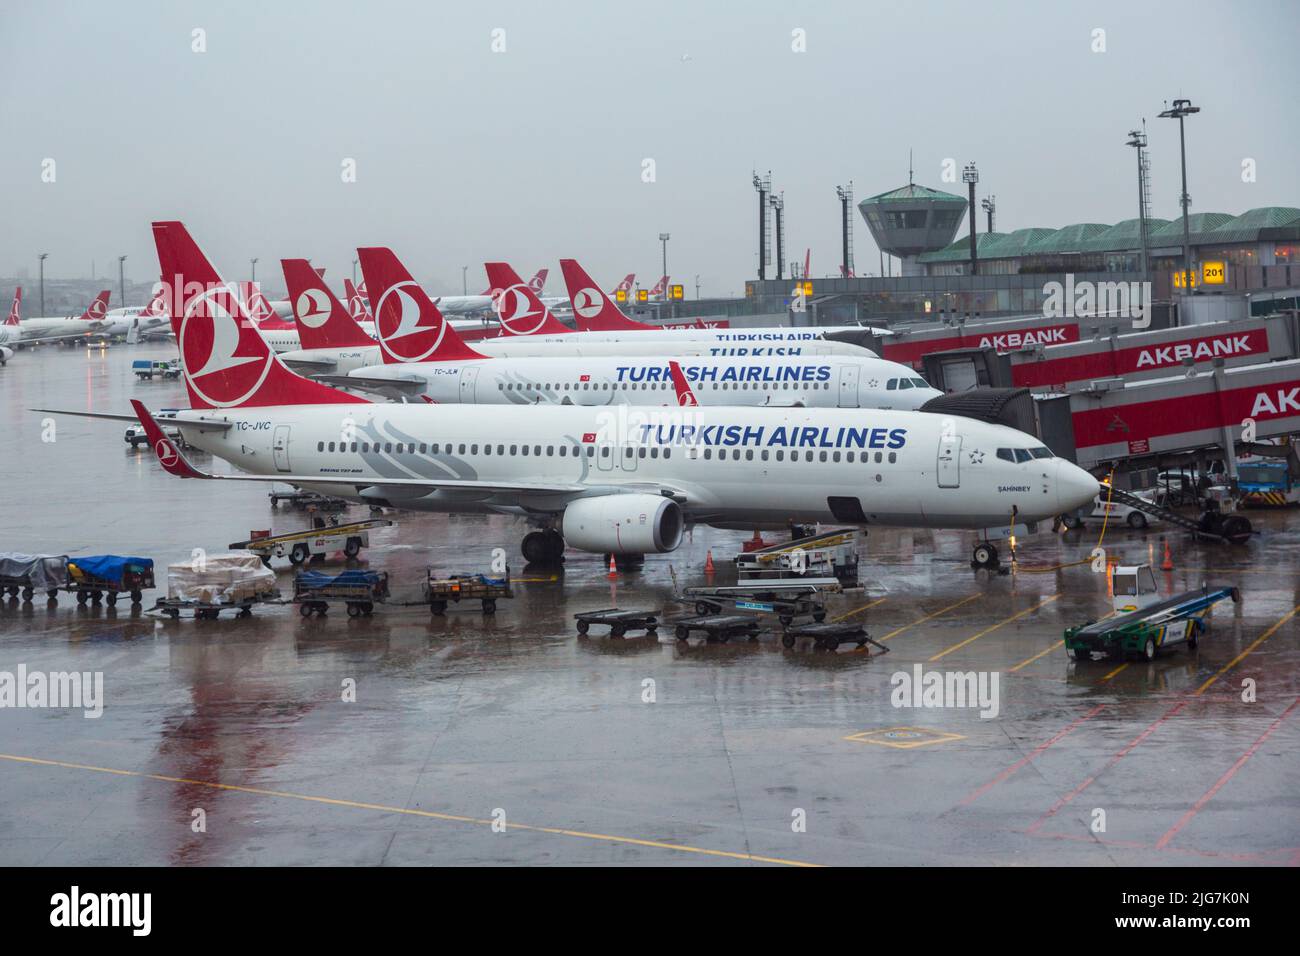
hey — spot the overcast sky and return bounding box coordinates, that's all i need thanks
[2,0,1297,296]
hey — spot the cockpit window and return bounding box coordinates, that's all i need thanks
[1013,449,1032,463]
[886,378,897,390]
[898,378,913,389]
[911,378,929,388]
[996,448,1015,462]
[1029,447,1053,460]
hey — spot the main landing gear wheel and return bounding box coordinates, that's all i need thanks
[971,543,999,569]
[1060,514,1084,530]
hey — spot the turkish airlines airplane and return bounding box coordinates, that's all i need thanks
[327,247,942,410]
[38,221,1098,570]
[279,247,871,368]
[558,259,890,347]
[10,289,111,345]
[610,273,635,297]
[426,267,557,316]
[0,288,21,362]
[98,287,173,340]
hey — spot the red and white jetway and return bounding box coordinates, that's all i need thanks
[858,308,1171,370]
[1008,314,1299,392]
[1048,358,1300,469]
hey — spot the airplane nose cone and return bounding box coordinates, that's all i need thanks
[1056,459,1101,513]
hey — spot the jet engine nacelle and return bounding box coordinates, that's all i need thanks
[561,493,684,555]
[0,346,12,365]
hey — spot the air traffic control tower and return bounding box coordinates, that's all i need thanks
[858,179,968,276]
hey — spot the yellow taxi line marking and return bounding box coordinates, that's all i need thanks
[1009,640,1063,672]
[829,597,887,623]
[877,593,980,642]
[0,752,818,867]
[1194,604,1300,697]
[1099,662,1129,683]
[929,595,1061,662]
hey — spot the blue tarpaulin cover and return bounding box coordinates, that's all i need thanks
[297,570,382,589]
[69,555,154,582]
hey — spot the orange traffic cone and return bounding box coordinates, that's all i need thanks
[704,550,716,575]
[1161,539,1174,571]
[607,554,619,579]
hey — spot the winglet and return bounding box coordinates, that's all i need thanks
[130,400,207,479]
[668,361,698,407]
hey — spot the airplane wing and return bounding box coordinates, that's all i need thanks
[312,374,426,398]
[32,407,234,432]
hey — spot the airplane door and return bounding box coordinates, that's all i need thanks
[273,425,291,473]
[619,444,639,473]
[459,366,479,404]
[937,435,961,488]
[837,364,860,408]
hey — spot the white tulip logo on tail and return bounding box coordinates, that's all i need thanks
[295,288,332,329]
[374,281,446,362]
[179,286,274,407]
[155,437,180,468]
[493,284,547,334]
[573,287,603,320]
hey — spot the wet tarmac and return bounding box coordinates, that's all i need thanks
[1,343,1298,866]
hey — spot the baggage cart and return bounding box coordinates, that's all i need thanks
[0,553,69,602]
[61,555,155,607]
[229,518,392,566]
[293,569,389,618]
[673,614,763,644]
[574,608,659,638]
[151,590,281,620]
[424,571,513,615]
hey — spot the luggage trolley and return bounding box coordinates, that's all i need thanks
[61,555,156,607]
[424,571,513,615]
[294,570,389,618]
[574,608,659,638]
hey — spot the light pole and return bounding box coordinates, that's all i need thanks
[962,163,979,276]
[1126,125,1150,275]
[118,255,127,308]
[38,253,49,316]
[1158,98,1200,292]
[462,266,468,296]
[658,233,670,293]
[250,257,258,283]
[352,258,359,285]
[695,274,700,299]
[981,195,996,234]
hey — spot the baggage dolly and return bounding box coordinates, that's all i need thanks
[60,555,156,608]
[681,585,834,626]
[293,570,389,618]
[574,608,659,638]
[673,614,763,644]
[781,621,889,653]
[424,572,513,615]
[150,590,281,620]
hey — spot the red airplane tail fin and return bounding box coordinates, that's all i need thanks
[560,258,652,332]
[4,287,19,326]
[648,275,668,297]
[357,247,488,365]
[668,361,699,407]
[611,273,635,295]
[82,290,111,321]
[484,262,572,336]
[152,221,366,409]
[343,278,373,322]
[527,268,548,293]
[282,259,375,349]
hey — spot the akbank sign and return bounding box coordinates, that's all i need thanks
[1042,274,1153,329]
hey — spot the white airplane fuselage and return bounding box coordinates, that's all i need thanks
[172,403,1098,538]
[14,316,107,342]
[345,354,943,410]
[279,338,871,374]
